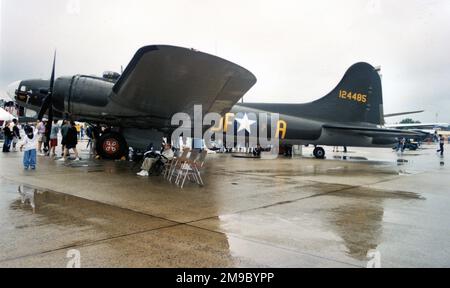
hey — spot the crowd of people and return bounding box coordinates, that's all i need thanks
[1,119,21,153]
[2,119,449,171]
[1,118,99,170]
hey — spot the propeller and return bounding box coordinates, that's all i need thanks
[38,52,56,152]
[38,51,56,122]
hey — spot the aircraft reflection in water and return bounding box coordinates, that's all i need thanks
[12,45,417,160]
[9,183,423,266]
[17,185,36,213]
[221,187,425,266]
[6,184,236,267]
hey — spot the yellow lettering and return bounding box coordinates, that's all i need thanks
[339,91,368,104]
[276,120,288,139]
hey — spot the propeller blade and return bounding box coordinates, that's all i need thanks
[38,95,52,120]
[45,106,54,143]
[38,51,56,121]
[49,51,56,94]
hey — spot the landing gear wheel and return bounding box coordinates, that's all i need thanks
[313,147,326,159]
[97,132,128,160]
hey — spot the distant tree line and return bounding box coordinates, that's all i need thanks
[400,118,421,124]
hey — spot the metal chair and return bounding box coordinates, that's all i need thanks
[162,158,174,179]
[190,150,208,186]
[177,150,208,188]
[168,148,190,183]
[177,150,200,188]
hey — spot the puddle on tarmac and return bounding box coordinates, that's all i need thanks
[63,160,105,173]
[0,179,180,264]
[0,179,148,229]
[61,159,142,174]
[332,186,425,200]
[325,187,425,261]
[7,183,105,218]
[332,156,369,161]
[206,185,425,265]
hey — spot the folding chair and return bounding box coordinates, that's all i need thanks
[177,150,200,188]
[190,150,208,186]
[162,158,173,179]
[168,148,190,182]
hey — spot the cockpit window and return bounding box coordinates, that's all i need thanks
[20,85,27,92]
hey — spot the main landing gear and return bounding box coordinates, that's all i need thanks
[96,131,128,160]
[313,147,326,159]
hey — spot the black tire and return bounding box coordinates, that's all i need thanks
[313,147,326,159]
[96,132,128,160]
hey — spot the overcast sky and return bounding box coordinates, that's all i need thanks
[1,0,450,123]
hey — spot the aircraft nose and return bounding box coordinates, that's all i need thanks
[6,80,21,101]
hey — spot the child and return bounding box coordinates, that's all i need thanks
[20,125,38,170]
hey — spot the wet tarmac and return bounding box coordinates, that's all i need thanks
[0,142,449,267]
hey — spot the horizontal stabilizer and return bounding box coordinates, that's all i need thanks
[323,124,421,138]
[384,110,424,118]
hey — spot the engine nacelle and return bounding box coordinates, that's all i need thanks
[53,75,113,117]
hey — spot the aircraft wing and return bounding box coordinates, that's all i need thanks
[323,124,421,138]
[112,45,257,119]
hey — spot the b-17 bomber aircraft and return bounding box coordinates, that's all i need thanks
[12,45,417,160]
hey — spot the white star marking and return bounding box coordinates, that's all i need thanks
[236,114,257,133]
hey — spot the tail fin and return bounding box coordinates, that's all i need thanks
[237,62,384,125]
[311,62,384,125]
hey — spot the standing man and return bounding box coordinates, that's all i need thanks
[59,121,80,162]
[49,120,60,157]
[437,135,445,156]
[2,121,13,152]
[11,119,21,152]
[81,124,85,140]
[60,120,70,157]
[400,137,406,152]
[395,138,402,152]
[85,124,99,156]
[86,125,93,152]
[36,119,47,155]
[75,123,81,139]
